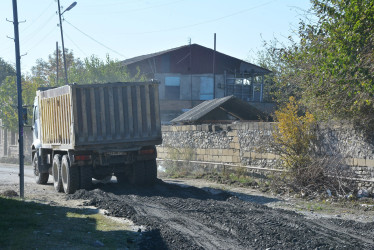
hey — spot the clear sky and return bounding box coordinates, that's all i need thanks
[0,0,312,73]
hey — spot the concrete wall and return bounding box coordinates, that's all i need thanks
[157,122,374,189]
[0,120,32,161]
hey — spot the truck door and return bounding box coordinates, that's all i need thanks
[32,99,40,145]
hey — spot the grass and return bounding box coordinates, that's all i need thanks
[0,196,139,249]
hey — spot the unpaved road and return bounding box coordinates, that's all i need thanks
[2,163,374,249]
[69,182,374,250]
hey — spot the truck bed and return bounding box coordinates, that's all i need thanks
[39,82,162,150]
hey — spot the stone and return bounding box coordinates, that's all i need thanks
[357,189,369,198]
[94,240,105,247]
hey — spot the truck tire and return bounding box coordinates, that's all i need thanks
[61,155,79,194]
[52,154,63,192]
[144,159,157,185]
[33,154,49,184]
[80,166,92,190]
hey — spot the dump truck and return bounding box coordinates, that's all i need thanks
[31,81,162,194]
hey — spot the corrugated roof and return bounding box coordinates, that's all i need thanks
[121,45,187,66]
[121,44,271,74]
[171,95,267,124]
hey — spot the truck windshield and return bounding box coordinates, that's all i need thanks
[33,105,39,124]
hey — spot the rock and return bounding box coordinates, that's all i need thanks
[1,190,18,197]
[357,189,369,198]
[326,189,332,197]
[93,240,105,247]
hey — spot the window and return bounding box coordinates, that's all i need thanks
[165,76,180,100]
[200,77,214,100]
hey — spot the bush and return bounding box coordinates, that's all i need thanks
[273,96,316,170]
[272,97,355,197]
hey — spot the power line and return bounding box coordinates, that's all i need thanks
[121,0,278,35]
[23,25,57,55]
[64,19,127,59]
[64,32,88,57]
[105,0,185,14]
[20,2,54,32]
[21,13,56,43]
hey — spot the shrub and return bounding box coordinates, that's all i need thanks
[272,97,356,196]
[273,96,316,170]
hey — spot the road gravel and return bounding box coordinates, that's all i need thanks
[70,180,374,250]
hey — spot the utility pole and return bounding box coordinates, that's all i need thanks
[57,0,68,85]
[11,0,24,198]
[57,1,77,85]
[56,41,59,85]
[213,33,216,99]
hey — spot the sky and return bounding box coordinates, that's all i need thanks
[0,0,312,74]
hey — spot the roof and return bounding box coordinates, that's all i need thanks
[171,95,268,124]
[121,44,271,75]
[121,45,187,66]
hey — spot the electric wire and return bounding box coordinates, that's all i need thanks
[64,32,88,58]
[64,19,127,59]
[23,25,57,56]
[120,0,277,35]
[101,0,185,14]
[21,13,56,43]
[83,0,150,7]
[20,1,54,32]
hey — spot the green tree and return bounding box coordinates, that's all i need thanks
[260,0,374,129]
[31,47,79,86]
[0,76,38,131]
[0,58,16,83]
[69,54,144,84]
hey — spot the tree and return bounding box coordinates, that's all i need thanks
[69,54,144,84]
[0,58,16,84]
[260,0,374,129]
[31,47,78,86]
[31,48,143,86]
[0,76,38,131]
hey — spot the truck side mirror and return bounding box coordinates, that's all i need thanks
[22,107,28,125]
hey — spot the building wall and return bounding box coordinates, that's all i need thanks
[155,73,225,101]
[157,122,374,190]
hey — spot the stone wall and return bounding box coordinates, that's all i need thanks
[157,122,374,188]
[0,119,33,162]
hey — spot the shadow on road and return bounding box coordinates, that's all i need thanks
[0,195,144,249]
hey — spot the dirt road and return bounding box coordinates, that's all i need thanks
[2,163,374,249]
[71,181,374,249]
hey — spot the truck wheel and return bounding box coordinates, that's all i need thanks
[52,154,63,192]
[80,166,92,190]
[145,159,157,185]
[33,154,49,184]
[61,155,79,194]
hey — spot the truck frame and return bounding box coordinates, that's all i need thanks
[31,81,162,194]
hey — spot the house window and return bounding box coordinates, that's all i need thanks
[165,76,180,100]
[200,77,214,100]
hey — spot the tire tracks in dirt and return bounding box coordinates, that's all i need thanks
[69,180,374,249]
